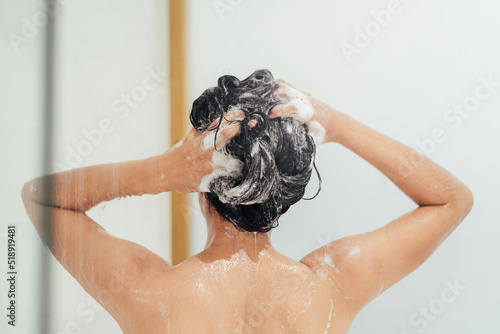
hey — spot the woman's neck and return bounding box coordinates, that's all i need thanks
[203,216,274,260]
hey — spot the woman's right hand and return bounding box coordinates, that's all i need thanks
[163,110,245,193]
[271,79,344,144]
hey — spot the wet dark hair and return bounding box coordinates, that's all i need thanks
[190,69,320,233]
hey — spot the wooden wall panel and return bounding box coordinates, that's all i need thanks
[169,0,190,265]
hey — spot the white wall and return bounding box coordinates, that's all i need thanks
[51,2,171,333]
[187,0,500,333]
[2,1,170,333]
[1,1,46,333]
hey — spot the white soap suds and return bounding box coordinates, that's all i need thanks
[316,268,328,280]
[299,281,318,314]
[172,137,185,149]
[217,178,253,204]
[198,149,244,192]
[250,142,260,157]
[158,301,170,316]
[322,254,336,268]
[209,142,274,205]
[307,120,326,145]
[198,120,246,193]
[277,85,314,122]
[347,246,361,258]
[321,254,341,275]
[240,92,255,98]
[224,225,235,238]
[324,299,334,333]
[201,130,219,151]
[276,83,326,144]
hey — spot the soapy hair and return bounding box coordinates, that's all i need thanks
[190,69,320,233]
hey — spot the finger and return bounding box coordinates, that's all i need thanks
[207,116,223,131]
[269,104,297,119]
[247,119,257,129]
[216,122,241,146]
[274,79,311,96]
[275,79,298,91]
[221,109,245,125]
[273,80,288,94]
[206,110,245,131]
[275,78,292,86]
[273,84,298,99]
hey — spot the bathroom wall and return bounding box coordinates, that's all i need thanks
[1,1,46,333]
[187,0,500,333]
[1,1,170,333]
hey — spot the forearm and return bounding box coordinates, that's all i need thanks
[22,153,179,212]
[330,111,472,208]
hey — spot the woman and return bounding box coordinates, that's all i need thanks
[22,70,473,333]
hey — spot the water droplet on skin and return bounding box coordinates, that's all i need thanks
[324,299,334,333]
[347,246,361,258]
[136,297,148,303]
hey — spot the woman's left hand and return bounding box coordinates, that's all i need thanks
[163,110,245,193]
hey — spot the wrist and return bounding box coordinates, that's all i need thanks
[328,110,351,145]
[145,151,182,194]
[312,99,345,144]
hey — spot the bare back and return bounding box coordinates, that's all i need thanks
[116,249,354,334]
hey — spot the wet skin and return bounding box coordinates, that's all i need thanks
[117,195,354,333]
[21,80,473,333]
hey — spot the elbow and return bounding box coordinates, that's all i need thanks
[21,182,32,205]
[462,186,474,215]
[449,185,474,221]
[21,180,37,206]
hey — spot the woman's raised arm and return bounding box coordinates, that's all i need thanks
[22,110,245,212]
[273,80,473,315]
[22,154,178,212]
